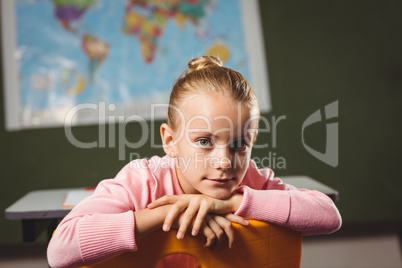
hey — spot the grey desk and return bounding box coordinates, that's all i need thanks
[282,176,339,202]
[5,176,338,242]
[5,188,83,242]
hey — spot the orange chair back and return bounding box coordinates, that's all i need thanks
[85,220,301,268]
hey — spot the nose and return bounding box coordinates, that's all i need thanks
[212,146,232,170]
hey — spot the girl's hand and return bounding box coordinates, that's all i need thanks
[147,194,247,239]
[172,212,242,248]
[203,214,243,248]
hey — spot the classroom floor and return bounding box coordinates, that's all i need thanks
[0,229,401,268]
[301,230,401,268]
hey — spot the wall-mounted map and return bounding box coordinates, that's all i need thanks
[1,0,270,130]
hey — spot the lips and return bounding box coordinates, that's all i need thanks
[204,177,234,183]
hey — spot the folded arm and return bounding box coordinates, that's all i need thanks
[234,185,342,235]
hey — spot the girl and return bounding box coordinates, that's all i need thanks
[47,56,341,268]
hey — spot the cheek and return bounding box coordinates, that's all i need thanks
[232,151,250,166]
[175,142,195,163]
[231,153,251,179]
[177,157,199,177]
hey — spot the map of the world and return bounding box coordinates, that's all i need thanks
[2,0,270,129]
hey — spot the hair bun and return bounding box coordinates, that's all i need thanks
[187,56,223,74]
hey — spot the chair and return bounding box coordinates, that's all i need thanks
[85,220,302,268]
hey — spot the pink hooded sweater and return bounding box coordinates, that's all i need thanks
[47,155,341,267]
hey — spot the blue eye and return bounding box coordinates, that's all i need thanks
[230,140,248,150]
[196,138,213,148]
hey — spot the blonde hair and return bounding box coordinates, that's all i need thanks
[168,56,259,129]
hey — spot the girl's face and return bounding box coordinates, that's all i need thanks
[166,93,258,199]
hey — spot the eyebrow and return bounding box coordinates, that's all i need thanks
[188,131,252,140]
[188,131,214,138]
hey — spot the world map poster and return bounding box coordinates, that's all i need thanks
[1,0,270,130]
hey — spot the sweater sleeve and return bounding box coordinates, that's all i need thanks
[234,162,342,235]
[47,160,157,268]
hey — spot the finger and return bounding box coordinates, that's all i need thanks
[191,202,209,236]
[163,202,188,232]
[213,215,235,248]
[224,213,250,226]
[176,202,200,239]
[205,215,224,249]
[201,222,216,248]
[147,195,181,209]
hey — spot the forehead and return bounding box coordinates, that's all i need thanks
[178,93,258,135]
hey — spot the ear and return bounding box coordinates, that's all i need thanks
[252,130,258,144]
[160,123,177,157]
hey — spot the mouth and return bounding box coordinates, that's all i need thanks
[204,177,234,184]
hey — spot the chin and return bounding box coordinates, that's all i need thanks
[204,190,232,200]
